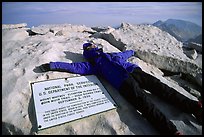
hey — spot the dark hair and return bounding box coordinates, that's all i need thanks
[83,43,93,50]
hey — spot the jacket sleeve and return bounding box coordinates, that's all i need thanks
[49,61,96,75]
[111,50,135,61]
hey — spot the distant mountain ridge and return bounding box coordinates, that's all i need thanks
[188,34,202,44]
[153,19,202,43]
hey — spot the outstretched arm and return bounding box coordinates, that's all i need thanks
[39,62,96,75]
[50,62,96,75]
[111,50,135,61]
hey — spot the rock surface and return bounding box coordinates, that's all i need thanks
[91,23,202,87]
[184,49,198,60]
[187,42,202,53]
[2,23,27,29]
[2,23,202,135]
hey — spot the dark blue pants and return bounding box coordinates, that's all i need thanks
[119,68,199,134]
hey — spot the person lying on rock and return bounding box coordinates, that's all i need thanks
[38,42,202,135]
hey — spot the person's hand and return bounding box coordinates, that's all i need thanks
[39,63,50,72]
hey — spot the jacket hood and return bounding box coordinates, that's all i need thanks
[83,43,102,60]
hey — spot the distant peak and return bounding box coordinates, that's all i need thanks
[152,20,163,26]
[165,19,200,27]
[120,22,132,28]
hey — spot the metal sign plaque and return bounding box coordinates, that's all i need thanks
[30,75,116,130]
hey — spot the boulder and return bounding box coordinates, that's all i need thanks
[188,42,202,53]
[91,23,202,86]
[55,30,63,36]
[91,26,113,32]
[2,23,27,29]
[30,26,51,35]
[184,49,198,60]
[2,28,29,41]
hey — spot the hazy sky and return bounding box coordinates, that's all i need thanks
[2,2,202,28]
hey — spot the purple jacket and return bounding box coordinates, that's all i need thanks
[50,43,140,89]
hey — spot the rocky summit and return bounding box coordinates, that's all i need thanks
[2,23,202,135]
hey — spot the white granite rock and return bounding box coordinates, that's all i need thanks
[2,23,27,29]
[92,23,202,86]
[2,23,202,135]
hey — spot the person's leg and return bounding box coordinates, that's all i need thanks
[130,68,201,114]
[119,75,178,135]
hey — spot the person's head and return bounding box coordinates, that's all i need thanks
[83,43,98,50]
[83,42,103,60]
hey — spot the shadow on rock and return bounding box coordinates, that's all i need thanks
[63,51,86,62]
[2,122,24,135]
[28,93,38,134]
[32,51,86,74]
[115,101,159,135]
